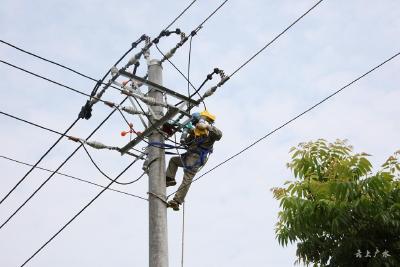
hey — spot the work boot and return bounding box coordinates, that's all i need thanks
[167,200,180,211]
[166,176,176,187]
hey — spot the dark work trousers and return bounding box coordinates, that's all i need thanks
[166,152,205,204]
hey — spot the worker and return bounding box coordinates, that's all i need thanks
[166,110,222,211]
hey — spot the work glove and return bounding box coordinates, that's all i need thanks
[196,119,211,130]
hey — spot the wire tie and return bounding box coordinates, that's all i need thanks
[147,192,168,205]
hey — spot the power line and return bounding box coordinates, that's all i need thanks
[0,39,98,82]
[0,110,65,136]
[0,0,199,248]
[155,45,197,98]
[0,108,144,157]
[0,96,130,231]
[0,155,147,200]
[0,59,94,98]
[0,1,199,86]
[155,0,230,110]
[196,0,229,31]
[168,51,400,198]
[0,59,121,105]
[229,0,324,78]
[1,43,212,149]
[0,35,146,207]
[81,142,147,185]
[163,0,198,31]
[0,115,79,206]
[0,57,149,208]
[16,4,203,263]
[19,157,143,267]
[186,37,193,98]
[155,34,207,106]
[0,38,148,96]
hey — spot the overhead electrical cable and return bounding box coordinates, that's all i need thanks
[0,39,98,82]
[229,0,324,78]
[0,39,143,206]
[0,0,200,231]
[0,108,143,158]
[0,59,128,105]
[0,97,131,231]
[0,155,146,200]
[163,0,198,31]
[155,0,229,109]
[0,116,79,206]
[167,51,400,198]
[81,142,147,185]
[15,3,206,264]
[19,157,143,267]
[0,110,65,136]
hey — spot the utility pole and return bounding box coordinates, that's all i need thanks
[147,59,169,267]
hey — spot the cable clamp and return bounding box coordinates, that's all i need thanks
[192,25,202,36]
[78,100,92,120]
[218,76,230,87]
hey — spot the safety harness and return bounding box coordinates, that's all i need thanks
[182,136,213,171]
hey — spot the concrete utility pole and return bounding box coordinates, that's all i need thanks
[147,59,169,267]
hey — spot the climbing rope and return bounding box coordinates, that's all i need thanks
[181,202,186,267]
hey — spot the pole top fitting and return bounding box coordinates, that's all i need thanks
[148,59,162,68]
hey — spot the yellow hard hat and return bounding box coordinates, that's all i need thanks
[200,110,216,122]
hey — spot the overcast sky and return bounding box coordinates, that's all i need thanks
[0,0,399,266]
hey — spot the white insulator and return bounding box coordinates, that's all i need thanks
[86,141,108,150]
[202,86,217,98]
[141,96,168,108]
[164,47,177,60]
[128,53,140,66]
[122,106,145,115]
[110,66,118,77]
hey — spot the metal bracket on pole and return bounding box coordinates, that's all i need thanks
[119,70,199,106]
[119,106,180,154]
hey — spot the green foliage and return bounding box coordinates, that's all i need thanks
[273,139,400,266]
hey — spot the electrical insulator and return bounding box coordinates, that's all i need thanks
[202,86,217,98]
[86,141,108,150]
[122,106,142,115]
[128,53,141,67]
[140,96,168,108]
[164,47,177,60]
[110,66,118,77]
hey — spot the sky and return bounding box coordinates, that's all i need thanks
[0,0,399,266]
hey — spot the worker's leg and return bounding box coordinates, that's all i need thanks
[166,156,183,186]
[173,170,197,204]
[172,153,200,204]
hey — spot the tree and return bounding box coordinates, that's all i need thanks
[272,139,400,266]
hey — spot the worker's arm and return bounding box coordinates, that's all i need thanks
[206,124,222,141]
[183,128,195,145]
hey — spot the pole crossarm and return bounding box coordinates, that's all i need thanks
[119,70,199,106]
[120,106,180,154]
